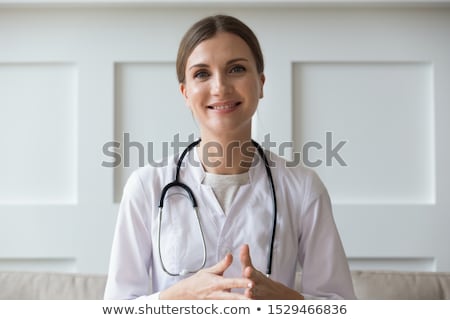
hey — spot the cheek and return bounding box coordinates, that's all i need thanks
[245,80,262,100]
[186,83,207,103]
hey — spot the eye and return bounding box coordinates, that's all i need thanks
[230,65,246,74]
[194,70,210,79]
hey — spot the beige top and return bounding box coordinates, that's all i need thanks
[202,171,249,214]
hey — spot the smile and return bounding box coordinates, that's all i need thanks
[207,102,241,110]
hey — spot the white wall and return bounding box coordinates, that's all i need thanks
[1,1,449,274]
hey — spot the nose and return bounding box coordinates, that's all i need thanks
[211,73,231,96]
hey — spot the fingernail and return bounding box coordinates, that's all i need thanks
[248,282,253,288]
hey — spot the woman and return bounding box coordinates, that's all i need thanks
[104,14,355,300]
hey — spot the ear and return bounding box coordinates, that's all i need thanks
[259,73,266,99]
[180,82,189,103]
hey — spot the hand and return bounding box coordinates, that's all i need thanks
[160,253,253,299]
[240,244,304,300]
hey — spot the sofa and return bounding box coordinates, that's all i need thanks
[1,270,450,299]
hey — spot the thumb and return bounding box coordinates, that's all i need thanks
[240,244,254,271]
[205,253,233,275]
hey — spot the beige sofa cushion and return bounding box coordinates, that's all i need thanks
[1,270,450,299]
[0,271,106,300]
[352,270,450,299]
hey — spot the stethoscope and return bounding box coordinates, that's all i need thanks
[158,138,277,277]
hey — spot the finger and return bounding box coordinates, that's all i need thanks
[244,265,255,279]
[240,244,254,271]
[244,287,253,299]
[215,277,254,292]
[208,290,251,300]
[206,253,233,275]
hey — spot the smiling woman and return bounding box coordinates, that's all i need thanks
[180,31,265,173]
[104,14,355,300]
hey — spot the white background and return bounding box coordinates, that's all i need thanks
[0,0,449,274]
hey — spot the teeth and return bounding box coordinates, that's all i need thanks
[210,104,236,110]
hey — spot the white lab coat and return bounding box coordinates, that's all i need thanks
[104,147,356,299]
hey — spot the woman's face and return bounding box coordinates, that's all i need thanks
[180,32,265,140]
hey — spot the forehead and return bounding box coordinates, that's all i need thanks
[186,32,254,66]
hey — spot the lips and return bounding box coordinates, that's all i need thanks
[207,101,241,110]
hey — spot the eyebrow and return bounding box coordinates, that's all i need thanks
[188,58,249,70]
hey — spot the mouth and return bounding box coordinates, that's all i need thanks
[207,101,241,110]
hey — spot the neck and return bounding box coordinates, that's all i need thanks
[198,133,256,175]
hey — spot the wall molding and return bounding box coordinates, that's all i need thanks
[1,0,449,8]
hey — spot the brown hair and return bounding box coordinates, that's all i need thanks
[176,15,264,83]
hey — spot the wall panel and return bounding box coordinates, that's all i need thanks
[0,63,77,204]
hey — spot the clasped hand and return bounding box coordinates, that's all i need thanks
[159,244,304,300]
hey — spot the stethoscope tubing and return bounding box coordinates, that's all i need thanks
[157,138,277,277]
